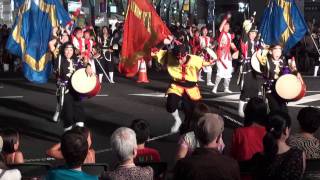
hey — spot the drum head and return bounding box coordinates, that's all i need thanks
[71,68,97,94]
[251,51,262,73]
[275,74,302,100]
[205,47,217,60]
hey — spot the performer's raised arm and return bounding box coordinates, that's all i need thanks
[219,13,232,33]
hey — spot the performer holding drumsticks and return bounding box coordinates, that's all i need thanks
[256,44,303,112]
[56,42,93,131]
[238,14,260,117]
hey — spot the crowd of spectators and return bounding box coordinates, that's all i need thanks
[0,97,319,179]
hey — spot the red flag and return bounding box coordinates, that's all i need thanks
[119,0,171,77]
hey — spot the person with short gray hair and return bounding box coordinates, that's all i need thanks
[102,127,153,180]
[110,127,137,162]
[174,113,240,180]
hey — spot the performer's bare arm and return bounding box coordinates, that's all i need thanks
[202,59,215,66]
[46,143,63,159]
[219,13,231,32]
[231,42,237,51]
[48,39,57,53]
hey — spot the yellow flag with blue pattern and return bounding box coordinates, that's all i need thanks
[6,0,71,83]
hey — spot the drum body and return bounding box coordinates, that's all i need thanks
[275,74,306,101]
[71,68,101,98]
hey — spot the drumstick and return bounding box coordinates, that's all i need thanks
[94,57,112,83]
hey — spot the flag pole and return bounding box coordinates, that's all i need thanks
[307,22,320,56]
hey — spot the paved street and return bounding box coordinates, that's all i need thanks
[0,70,319,168]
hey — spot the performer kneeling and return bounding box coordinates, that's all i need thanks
[57,42,93,131]
[153,44,214,133]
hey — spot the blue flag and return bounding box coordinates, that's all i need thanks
[259,0,308,52]
[6,0,71,83]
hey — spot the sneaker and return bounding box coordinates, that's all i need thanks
[206,82,215,86]
[52,111,60,122]
[170,120,182,133]
[224,89,233,93]
[198,77,205,82]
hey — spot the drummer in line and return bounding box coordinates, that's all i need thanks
[58,42,93,131]
[257,44,297,112]
[238,23,260,117]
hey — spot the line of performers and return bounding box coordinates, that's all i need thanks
[153,13,305,132]
[47,14,307,133]
[49,26,120,130]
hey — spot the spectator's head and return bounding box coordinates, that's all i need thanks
[244,97,268,126]
[263,111,291,159]
[194,113,224,148]
[130,119,150,146]
[297,107,320,134]
[60,131,88,169]
[70,126,92,148]
[0,136,6,170]
[1,129,20,154]
[190,103,212,130]
[110,127,137,162]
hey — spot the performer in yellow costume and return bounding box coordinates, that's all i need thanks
[153,44,214,132]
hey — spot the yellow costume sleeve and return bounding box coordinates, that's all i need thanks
[188,55,205,70]
[153,50,168,65]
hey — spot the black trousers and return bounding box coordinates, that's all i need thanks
[240,71,259,101]
[101,52,114,73]
[61,92,85,128]
[266,92,288,113]
[166,93,197,129]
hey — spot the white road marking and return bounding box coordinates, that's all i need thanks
[129,92,320,108]
[96,94,109,97]
[129,92,166,97]
[288,94,320,106]
[0,96,23,99]
[303,76,320,78]
[201,92,240,95]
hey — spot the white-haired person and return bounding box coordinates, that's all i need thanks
[101,127,153,180]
